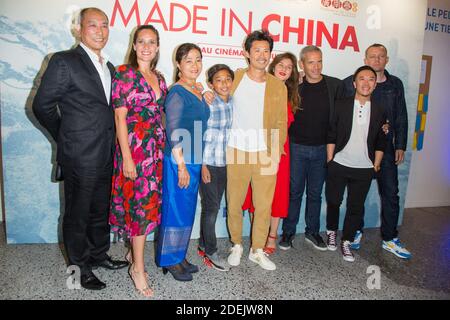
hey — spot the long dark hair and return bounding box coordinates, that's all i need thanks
[174,43,202,82]
[128,25,160,71]
[268,52,300,113]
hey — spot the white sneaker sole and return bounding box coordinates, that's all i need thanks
[342,255,355,262]
[205,257,230,272]
[227,257,241,267]
[210,260,230,272]
[327,245,337,251]
[212,264,230,272]
[305,237,328,251]
[248,255,276,271]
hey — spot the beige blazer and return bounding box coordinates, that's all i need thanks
[231,68,288,160]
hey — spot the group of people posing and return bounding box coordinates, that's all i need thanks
[32,7,411,298]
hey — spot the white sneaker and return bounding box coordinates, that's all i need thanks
[227,244,243,266]
[249,249,276,270]
[326,230,337,251]
[341,240,355,262]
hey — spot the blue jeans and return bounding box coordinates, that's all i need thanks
[282,143,327,235]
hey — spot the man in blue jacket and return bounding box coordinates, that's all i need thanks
[342,43,411,259]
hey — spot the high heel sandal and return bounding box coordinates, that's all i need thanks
[125,250,133,264]
[126,250,149,278]
[162,264,193,281]
[263,234,277,255]
[129,264,153,298]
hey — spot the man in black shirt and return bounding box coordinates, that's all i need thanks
[279,46,343,251]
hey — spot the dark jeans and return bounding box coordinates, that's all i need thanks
[282,143,327,236]
[199,165,227,255]
[326,161,374,242]
[62,164,112,276]
[359,144,400,241]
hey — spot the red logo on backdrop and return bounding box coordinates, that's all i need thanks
[109,0,360,52]
[332,0,341,9]
[321,0,358,15]
[342,1,352,11]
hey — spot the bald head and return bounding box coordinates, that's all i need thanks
[79,7,108,25]
[77,7,109,56]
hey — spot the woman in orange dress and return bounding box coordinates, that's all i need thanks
[242,52,299,254]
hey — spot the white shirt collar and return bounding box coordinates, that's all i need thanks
[354,99,370,109]
[80,42,109,65]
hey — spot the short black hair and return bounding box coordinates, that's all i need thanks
[352,65,377,81]
[244,29,274,53]
[207,64,234,83]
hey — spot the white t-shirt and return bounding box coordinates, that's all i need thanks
[227,73,267,152]
[334,100,373,168]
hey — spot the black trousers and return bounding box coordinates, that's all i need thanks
[326,161,374,242]
[199,165,227,255]
[62,164,112,275]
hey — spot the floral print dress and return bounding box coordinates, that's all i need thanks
[109,64,167,238]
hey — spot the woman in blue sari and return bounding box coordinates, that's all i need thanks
[156,43,209,281]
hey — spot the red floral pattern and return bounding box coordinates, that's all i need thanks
[109,64,167,238]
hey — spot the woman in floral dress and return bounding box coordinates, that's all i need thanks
[109,25,167,297]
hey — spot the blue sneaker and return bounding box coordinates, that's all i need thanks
[382,238,412,259]
[350,231,362,250]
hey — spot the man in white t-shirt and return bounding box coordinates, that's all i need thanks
[226,30,287,271]
[325,65,387,263]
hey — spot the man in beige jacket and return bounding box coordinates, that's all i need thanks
[226,30,287,271]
